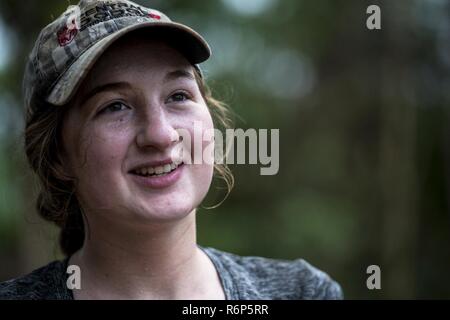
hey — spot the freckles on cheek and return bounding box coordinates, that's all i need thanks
[186,114,215,166]
[78,126,131,174]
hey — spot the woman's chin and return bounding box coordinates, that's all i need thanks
[130,202,196,224]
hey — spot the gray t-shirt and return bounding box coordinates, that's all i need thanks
[0,246,343,300]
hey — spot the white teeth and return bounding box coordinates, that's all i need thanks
[155,166,164,175]
[134,161,183,176]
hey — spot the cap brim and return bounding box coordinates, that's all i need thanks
[47,21,211,106]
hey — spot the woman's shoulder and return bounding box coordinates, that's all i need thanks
[201,246,343,300]
[0,259,70,300]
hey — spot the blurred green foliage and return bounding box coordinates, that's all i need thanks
[0,0,449,299]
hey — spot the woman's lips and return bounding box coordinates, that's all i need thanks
[130,163,184,189]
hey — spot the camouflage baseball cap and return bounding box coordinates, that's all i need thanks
[23,0,211,109]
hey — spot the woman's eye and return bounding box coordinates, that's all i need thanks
[100,102,130,114]
[168,91,190,103]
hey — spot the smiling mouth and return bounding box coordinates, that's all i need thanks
[130,161,184,177]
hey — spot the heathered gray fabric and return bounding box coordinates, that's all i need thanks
[200,247,343,300]
[0,245,343,300]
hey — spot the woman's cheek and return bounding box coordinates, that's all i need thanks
[80,125,131,176]
[75,130,130,210]
[197,104,215,158]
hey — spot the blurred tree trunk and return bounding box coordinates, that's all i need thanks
[378,3,419,298]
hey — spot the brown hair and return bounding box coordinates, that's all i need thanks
[24,68,234,257]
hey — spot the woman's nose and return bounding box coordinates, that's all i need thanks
[135,110,179,151]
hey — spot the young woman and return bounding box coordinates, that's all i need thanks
[0,0,343,300]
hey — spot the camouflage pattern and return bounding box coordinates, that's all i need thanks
[23,0,211,109]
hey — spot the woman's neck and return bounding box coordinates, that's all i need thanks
[69,211,224,299]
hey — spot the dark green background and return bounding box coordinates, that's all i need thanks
[0,0,449,299]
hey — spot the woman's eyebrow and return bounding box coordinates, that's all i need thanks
[79,71,193,107]
[163,69,195,83]
[79,82,132,106]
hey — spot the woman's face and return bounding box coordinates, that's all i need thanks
[61,35,214,226]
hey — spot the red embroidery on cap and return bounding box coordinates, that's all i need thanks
[148,13,161,20]
[57,19,78,47]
